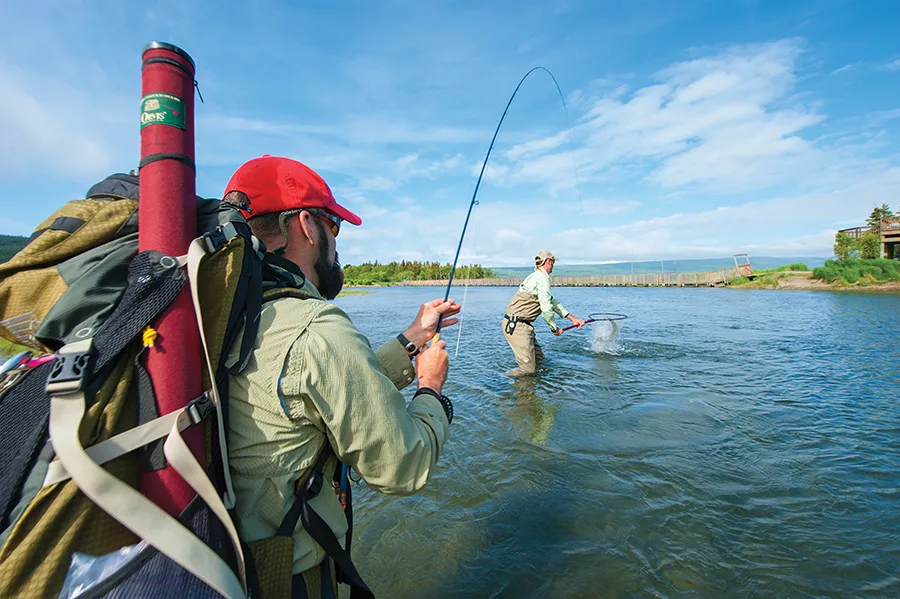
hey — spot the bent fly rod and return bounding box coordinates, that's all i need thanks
[434,66,581,342]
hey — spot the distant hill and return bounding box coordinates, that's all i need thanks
[0,236,828,279]
[0,235,28,263]
[488,256,829,277]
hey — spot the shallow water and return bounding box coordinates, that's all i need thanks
[335,286,900,598]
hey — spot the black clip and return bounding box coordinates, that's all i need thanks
[304,469,325,498]
[202,227,227,254]
[202,223,240,254]
[186,391,213,425]
[46,340,95,395]
[504,315,518,335]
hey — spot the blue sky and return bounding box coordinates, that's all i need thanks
[1,0,899,266]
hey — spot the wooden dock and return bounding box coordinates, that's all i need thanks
[404,267,742,288]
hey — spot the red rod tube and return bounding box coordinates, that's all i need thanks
[139,42,203,515]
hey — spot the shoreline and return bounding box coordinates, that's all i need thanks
[728,273,900,292]
[344,274,900,292]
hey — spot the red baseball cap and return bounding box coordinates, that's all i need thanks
[223,155,362,226]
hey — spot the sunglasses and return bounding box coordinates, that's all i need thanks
[304,208,342,238]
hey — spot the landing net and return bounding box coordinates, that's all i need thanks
[588,312,627,352]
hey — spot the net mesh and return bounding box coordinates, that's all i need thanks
[587,313,626,353]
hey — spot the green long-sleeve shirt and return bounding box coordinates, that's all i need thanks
[518,269,569,331]
[227,277,449,574]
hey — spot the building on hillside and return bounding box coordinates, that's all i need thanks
[837,216,900,259]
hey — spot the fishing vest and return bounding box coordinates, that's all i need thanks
[505,290,542,323]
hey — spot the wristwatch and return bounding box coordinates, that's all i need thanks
[414,387,453,424]
[396,332,419,357]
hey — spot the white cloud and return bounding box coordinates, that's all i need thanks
[491,39,832,194]
[580,199,641,215]
[0,62,119,177]
[829,63,856,75]
[395,154,419,169]
[438,154,466,169]
[474,162,512,185]
[533,171,900,262]
[3,29,898,268]
[202,113,484,146]
[347,169,900,265]
[332,187,390,221]
[883,59,900,71]
[406,153,467,179]
[358,175,396,191]
[536,40,840,191]
[505,132,570,161]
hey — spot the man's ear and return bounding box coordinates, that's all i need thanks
[297,211,318,246]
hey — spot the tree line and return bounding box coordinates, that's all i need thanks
[832,204,897,260]
[0,235,28,263]
[0,233,494,286]
[342,261,495,285]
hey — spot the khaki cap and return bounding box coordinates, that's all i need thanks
[535,250,557,267]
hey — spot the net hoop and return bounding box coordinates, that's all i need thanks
[588,312,628,322]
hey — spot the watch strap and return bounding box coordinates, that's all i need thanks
[396,332,419,356]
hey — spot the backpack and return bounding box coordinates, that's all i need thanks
[0,173,265,598]
[0,173,140,353]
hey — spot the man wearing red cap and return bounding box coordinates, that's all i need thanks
[222,155,460,597]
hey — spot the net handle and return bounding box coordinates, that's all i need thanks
[560,313,628,332]
[560,321,588,332]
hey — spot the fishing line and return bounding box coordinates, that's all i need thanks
[454,264,472,357]
[435,66,585,342]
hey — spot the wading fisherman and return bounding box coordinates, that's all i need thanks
[502,250,585,376]
[223,155,460,598]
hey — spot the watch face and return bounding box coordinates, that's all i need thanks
[405,342,417,352]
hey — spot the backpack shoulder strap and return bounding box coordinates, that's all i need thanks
[276,441,333,537]
[276,440,374,598]
[262,287,320,303]
[45,248,249,599]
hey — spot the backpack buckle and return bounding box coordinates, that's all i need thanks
[186,391,212,425]
[201,223,239,254]
[201,228,227,253]
[304,470,325,498]
[45,339,95,395]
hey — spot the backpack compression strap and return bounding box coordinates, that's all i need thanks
[46,242,251,599]
[43,227,259,503]
[44,230,262,599]
[276,443,374,598]
[48,340,247,599]
[0,250,183,530]
[42,392,211,486]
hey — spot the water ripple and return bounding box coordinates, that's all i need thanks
[338,287,900,598]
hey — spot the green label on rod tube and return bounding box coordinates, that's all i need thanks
[140,93,186,130]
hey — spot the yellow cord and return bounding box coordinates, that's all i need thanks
[142,326,158,348]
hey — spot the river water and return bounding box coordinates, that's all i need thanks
[335,286,900,598]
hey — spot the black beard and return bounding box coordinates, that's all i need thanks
[315,244,344,300]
